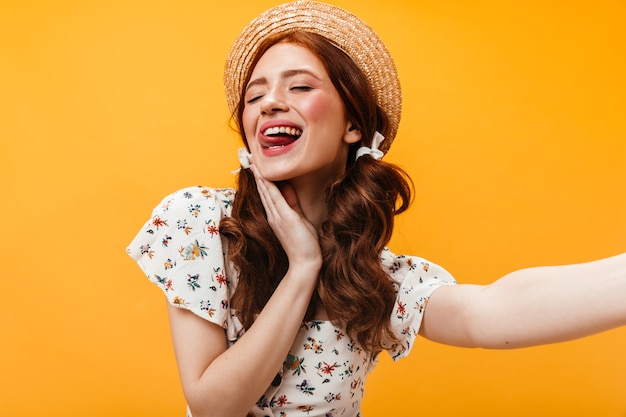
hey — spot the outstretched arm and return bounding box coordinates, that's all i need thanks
[420,252,626,349]
[168,169,322,417]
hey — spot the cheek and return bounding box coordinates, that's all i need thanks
[241,107,256,141]
[302,99,326,121]
[302,94,344,124]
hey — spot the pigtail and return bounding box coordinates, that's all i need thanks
[318,156,412,351]
[220,168,289,329]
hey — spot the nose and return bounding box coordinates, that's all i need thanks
[260,88,289,114]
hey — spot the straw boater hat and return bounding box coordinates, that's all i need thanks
[224,0,401,154]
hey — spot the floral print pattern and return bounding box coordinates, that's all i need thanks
[127,186,456,417]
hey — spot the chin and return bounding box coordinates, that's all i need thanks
[257,162,301,183]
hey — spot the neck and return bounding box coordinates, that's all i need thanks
[287,176,329,230]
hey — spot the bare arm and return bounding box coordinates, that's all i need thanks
[420,252,626,349]
[169,169,322,417]
[169,263,318,417]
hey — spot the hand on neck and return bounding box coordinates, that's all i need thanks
[279,179,328,231]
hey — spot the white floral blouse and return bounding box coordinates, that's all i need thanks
[127,186,456,417]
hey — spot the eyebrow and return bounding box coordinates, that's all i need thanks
[245,68,323,92]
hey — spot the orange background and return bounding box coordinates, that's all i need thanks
[1,0,625,416]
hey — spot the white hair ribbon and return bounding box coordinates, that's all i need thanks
[232,147,253,174]
[355,131,385,161]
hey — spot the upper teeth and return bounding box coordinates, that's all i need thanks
[263,126,302,136]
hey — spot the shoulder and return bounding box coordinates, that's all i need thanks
[381,247,457,361]
[127,186,238,329]
[126,186,236,262]
[152,186,236,219]
[381,247,456,287]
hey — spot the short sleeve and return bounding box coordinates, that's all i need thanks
[126,186,234,329]
[381,248,457,361]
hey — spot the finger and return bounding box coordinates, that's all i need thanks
[252,171,276,218]
[251,166,287,208]
[250,165,284,220]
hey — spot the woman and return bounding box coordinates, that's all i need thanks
[127,2,626,416]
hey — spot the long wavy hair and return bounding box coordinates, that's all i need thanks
[220,31,413,353]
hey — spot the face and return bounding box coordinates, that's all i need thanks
[242,42,361,185]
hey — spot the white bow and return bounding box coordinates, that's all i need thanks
[232,147,253,174]
[355,131,385,161]
[238,147,252,168]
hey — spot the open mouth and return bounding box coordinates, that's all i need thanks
[261,126,303,149]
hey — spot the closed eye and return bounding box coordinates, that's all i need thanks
[246,94,263,104]
[290,86,313,92]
